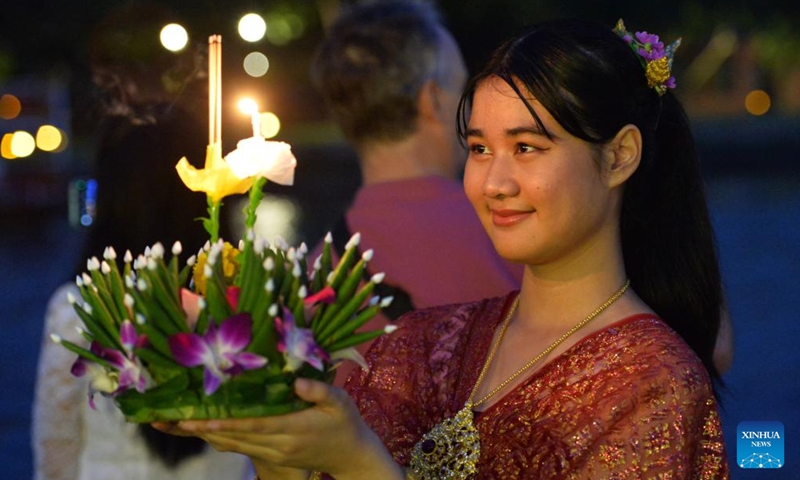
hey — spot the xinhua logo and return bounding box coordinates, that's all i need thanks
[737,421,784,468]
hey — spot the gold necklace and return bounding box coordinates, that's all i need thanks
[408,280,630,480]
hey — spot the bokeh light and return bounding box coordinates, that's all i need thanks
[0,94,22,120]
[243,52,270,77]
[9,131,36,158]
[238,97,258,115]
[238,13,267,42]
[260,112,281,139]
[36,125,64,152]
[265,15,292,45]
[160,23,189,52]
[1,133,16,159]
[745,90,771,116]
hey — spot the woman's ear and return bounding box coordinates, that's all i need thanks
[417,79,443,123]
[603,124,642,188]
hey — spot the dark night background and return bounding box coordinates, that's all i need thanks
[1,1,799,478]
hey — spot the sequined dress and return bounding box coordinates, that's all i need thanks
[346,292,729,479]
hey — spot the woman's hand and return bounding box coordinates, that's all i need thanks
[153,378,402,480]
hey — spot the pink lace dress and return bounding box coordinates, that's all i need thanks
[346,293,729,479]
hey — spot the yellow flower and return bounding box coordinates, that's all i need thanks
[175,143,254,203]
[645,57,671,89]
[193,242,241,295]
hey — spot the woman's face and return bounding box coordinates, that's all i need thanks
[463,76,619,270]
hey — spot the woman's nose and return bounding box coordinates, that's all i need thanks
[483,156,519,199]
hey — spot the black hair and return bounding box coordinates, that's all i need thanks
[457,19,723,385]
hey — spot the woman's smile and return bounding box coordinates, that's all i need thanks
[490,208,533,227]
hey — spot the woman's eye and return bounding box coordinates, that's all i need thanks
[469,144,489,154]
[517,144,538,153]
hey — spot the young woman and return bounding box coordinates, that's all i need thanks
[158,18,729,479]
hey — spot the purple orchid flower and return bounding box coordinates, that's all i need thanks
[71,320,152,408]
[274,309,328,372]
[634,31,665,60]
[168,313,267,395]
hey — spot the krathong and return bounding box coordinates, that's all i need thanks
[52,35,393,422]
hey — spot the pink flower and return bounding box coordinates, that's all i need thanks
[71,320,152,408]
[180,288,203,330]
[274,310,328,372]
[168,314,267,395]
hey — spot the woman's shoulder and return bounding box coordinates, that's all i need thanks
[360,293,516,369]
[589,314,713,394]
[391,293,515,339]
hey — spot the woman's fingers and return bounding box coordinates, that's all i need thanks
[151,421,194,437]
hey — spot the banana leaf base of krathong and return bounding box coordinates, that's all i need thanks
[116,366,333,423]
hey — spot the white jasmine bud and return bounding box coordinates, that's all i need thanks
[125,275,135,289]
[75,275,84,287]
[147,258,157,271]
[298,242,308,255]
[198,297,206,310]
[313,255,322,270]
[101,261,111,275]
[362,249,374,262]
[371,272,385,284]
[265,279,275,292]
[298,285,307,299]
[87,257,100,271]
[324,232,333,244]
[81,273,92,285]
[151,242,165,259]
[124,250,133,263]
[380,296,394,308]
[274,236,289,250]
[82,303,93,314]
[67,292,77,304]
[137,279,147,291]
[204,264,213,279]
[124,293,134,308]
[247,229,255,242]
[104,246,117,261]
[254,236,266,254]
[50,333,62,344]
[172,241,182,255]
[287,248,296,262]
[268,304,278,317]
[384,325,399,334]
[369,296,380,306]
[292,261,301,278]
[136,314,146,325]
[263,256,275,271]
[186,255,196,267]
[238,239,245,250]
[345,232,361,250]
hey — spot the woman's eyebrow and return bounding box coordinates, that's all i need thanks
[506,126,551,138]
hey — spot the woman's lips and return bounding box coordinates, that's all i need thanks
[490,209,532,227]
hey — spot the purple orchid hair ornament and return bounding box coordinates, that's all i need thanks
[614,19,682,96]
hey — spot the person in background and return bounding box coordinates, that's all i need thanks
[309,0,523,383]
[31,3,251,479]
[156,17,729,480]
